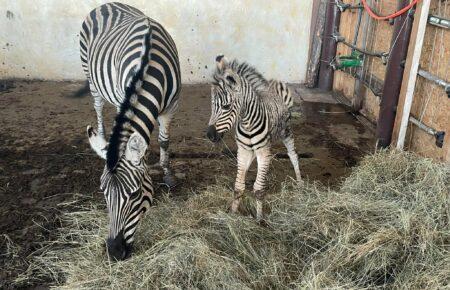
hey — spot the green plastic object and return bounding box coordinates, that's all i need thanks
[335,51,363,69]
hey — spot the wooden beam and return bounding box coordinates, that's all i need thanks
[305,0,327,88]
[392,0,431,149]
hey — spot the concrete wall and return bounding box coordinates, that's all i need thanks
[0,0,312,83]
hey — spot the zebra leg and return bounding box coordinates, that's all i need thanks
[86,125,108,159]
[282,131,302,183]
[157,113,177,188]
[86,84,107,159]
[231,146,255,213]
[92,89,106,138]
[253,146,271,221]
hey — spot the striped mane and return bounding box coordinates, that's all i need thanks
[106,21,152,171]
[213,59,269,92]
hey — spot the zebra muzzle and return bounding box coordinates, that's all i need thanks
[206,125,223,143]
[106,231,132,261]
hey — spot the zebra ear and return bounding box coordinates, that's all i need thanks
[125,132,147,165]
[216,54,228,71]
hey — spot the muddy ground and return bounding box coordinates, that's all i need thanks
[0,80,375,288]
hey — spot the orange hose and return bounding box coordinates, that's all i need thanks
[361,0,421,20]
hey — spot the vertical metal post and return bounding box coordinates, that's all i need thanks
[352,1,371,111]
[317,0,341,91]
[376,0,414,148]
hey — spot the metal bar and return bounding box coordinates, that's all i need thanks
[376,1,414,148]
[409,116,436,135]
[409,116,446,148]
[333,32,388,62]
[418,69,450,97]
[352,4,364,47]
[397,0,431,149]
[334,0,363,12]
[353,2,372,112]
[318,0,341,91]
[428,15,450,29]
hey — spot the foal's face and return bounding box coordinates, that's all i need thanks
[207,56,242,142]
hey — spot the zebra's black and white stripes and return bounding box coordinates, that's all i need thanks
[100,156,153,259]
[207,55,301,221]
[80,2,181,260]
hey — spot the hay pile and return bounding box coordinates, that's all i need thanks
[16,151,449,289]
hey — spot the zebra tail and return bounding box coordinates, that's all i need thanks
[124,18,152,98]
[69,80,90,98]
[106,18,152,170]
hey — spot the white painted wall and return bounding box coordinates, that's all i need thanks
[0,0,312,83]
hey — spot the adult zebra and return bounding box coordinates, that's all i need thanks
[79,2,181,260]
[207,55,302,221]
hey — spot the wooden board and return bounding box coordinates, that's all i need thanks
[392,0,450,162]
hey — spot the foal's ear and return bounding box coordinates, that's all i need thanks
[125,132,147,165]
[215,54,228,71]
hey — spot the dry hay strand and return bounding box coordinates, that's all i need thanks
[15,150,449,289]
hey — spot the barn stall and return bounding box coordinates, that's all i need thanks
[0,0,448,289]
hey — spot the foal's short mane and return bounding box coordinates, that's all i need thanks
[213,59,269,92]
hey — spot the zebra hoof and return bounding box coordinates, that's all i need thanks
[87,125,97,137]
[229,199,241,214]
[163,174,178,189]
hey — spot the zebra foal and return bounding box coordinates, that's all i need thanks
[79,2,181,260]
[207,55,302,221]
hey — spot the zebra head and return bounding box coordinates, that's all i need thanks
[207,55,242,142]
[89,129,153,260]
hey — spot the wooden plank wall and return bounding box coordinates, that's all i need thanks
[333,0,449,161]
[334,0,398,122]
[393,0,450,161]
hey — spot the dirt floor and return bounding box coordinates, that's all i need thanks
[0,80,375,288]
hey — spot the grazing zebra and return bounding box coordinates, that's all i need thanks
[79,2,181,260]
[207,55,301,221]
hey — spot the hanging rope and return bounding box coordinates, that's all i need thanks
[361,0,421,20]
